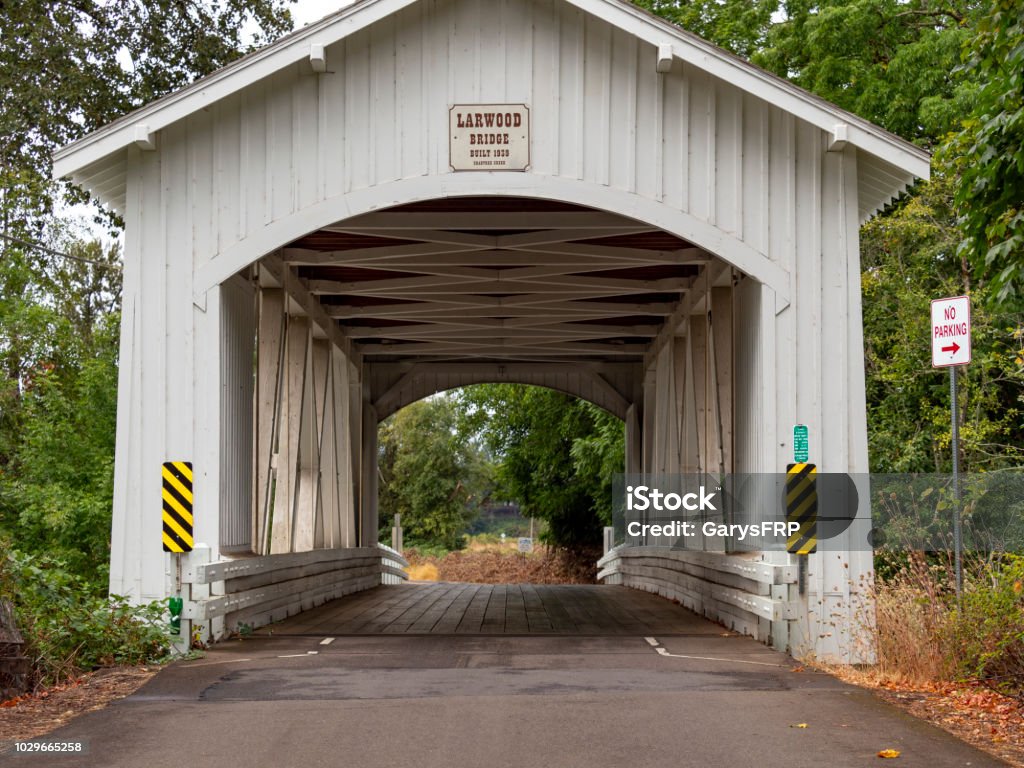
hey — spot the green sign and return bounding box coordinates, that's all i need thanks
[793,424,809,463]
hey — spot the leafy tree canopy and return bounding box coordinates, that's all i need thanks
[0,0,294,230]
[948,0,1024,302]
[456,385,623,550]
[636,0,983,147]
[378,396,492,551]
[861,174,1024,473]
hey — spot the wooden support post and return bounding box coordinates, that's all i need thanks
[255,288,284,555]
[293,329,317,552]
[272,315,309,554]
[641,371,656,473]
[392,513,403,553]
[625,403,642,475]
[711,285,733,474]
[349,362,363,547]
[690,314,709,473]
[307,337,331,550]
[360,396,378,547]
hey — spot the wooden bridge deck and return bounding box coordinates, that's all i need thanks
[258,582,714,636]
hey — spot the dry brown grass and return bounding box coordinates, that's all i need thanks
[868,553,956,685]
[404,545,600,584]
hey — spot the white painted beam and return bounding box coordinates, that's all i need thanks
[829,124,849,152]
[335,212,649,230]
[309,43,327,73]
[656,43,674,73]
[324,299,678,318]
[133,124,155,151]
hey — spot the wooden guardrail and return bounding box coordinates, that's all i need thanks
[598,546,798,651]
[183,545,409,634]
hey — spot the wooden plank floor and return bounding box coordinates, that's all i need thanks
[258,582,710,636]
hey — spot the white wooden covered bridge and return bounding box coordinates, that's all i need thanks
[54,0,928,660]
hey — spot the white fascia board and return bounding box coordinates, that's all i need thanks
[53,0,417,180]
[55,0,931,184]
[563,0,932,181]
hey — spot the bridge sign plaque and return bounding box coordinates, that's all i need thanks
[450,104,530,171]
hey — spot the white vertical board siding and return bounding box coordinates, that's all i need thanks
[219,276,255,553]
[184,0,807,281]
[732,276,762,476]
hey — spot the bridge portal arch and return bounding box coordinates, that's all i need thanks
[54,0,929,661]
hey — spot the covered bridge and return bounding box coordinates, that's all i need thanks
[53,0,929,660]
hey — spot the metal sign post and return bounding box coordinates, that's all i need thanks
[931,296,971,599]
[950,367,962,598]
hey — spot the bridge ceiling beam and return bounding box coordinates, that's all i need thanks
[323,296,679,315]
[268,197,723,367]
[343,323,661,340]
[369,361,640,421]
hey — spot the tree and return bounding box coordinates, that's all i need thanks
[0,0,294,232]
[0,1,294,586]
[378,396,492,550]
[632,0,778,59]
[861,174,1024,473]
[636,0,982,148]
[457,385,623,550]
[756,0,981,147]
[949,0,1024,302]
[0,235,123,587]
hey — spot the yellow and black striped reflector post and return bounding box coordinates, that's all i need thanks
[786,462,817,555]
[162,461,194,553]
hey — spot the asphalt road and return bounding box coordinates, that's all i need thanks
[0,626,1005,768]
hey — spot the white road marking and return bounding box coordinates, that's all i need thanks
[184,658,252,667]
[644,636,660,647]
[653,646,787,667]
[320,637,335,645]
[277,651,320,658]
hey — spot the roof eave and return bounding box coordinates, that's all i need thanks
[53,0,931,186]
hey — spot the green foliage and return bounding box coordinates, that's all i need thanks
[457,385,623,550]
[1,546,170,688]
[861,174,1024,472]
[378,396,492,550]
[755,0,979,146]
[632,0,779,59]
[0,0,294,228]
[0,236,122,586]
[636,0,981,147]
[949,0,1024,302]
[949,555,1024,694]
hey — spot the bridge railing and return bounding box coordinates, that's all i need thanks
[182,545,409,637]
[378,543,409,584]
[597,545,798,652]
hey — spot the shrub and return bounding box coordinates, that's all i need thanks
[867,551,1024,696]
[949,555,1024,697]
[0,547,170,690]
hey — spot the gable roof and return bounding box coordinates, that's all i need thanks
[53,0,930,218]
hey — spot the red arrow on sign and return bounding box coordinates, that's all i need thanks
[942,342,960,354]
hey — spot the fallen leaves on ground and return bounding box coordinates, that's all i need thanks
[820,664,1024,767]
[0,666,158,741]
[877,749,901,758]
